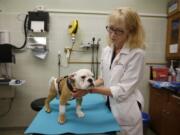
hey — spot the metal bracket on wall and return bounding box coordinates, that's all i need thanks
[68,60,100,64]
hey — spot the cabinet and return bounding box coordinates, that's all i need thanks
[166,13,180,60]
[149,86,180,135]
[160,95,180,135]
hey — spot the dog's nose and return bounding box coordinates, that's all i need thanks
[87,78,93,83]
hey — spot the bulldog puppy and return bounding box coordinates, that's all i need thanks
[44,69,95,124]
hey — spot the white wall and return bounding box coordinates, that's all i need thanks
[0,0,167,14]
[0,0,168,128]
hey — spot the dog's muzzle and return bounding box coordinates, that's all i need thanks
[87,78,94,86]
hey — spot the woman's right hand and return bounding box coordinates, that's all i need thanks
[72,88,89,98]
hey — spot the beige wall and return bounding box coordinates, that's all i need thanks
[0,0,167,14]
[0,0,168,128]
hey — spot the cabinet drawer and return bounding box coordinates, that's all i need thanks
[150,87,170,102]
[171,95,180,105]
[149,87,170,134]
[161,94,180,135]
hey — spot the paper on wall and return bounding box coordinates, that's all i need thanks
[31,21,44,32]
[169,43,178,53]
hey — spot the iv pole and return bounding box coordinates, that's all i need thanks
[58,51,61,77]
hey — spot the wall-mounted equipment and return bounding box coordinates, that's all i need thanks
[90,37,100,79]
[27,11,50,59]
[0,30,13,63]
[0,44,14,63]
[28,11,49,32]
[0,30,10,44]
[0,44,15,80]
[68,19,78,45]
[65,20,79,61]
[27,36,48,59]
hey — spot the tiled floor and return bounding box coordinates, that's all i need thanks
[0,128,156,135]
[145,128,157,135]
[0,128,25,135]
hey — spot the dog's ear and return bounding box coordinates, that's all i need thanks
[68,72,76,80]
[91,72,94,77]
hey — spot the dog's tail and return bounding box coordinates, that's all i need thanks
[48,77,59,99]
[48,76,56,87]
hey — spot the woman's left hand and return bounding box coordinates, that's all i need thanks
[72,89,89,98]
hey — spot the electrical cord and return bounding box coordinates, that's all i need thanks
[4,14,28,50]
[0,86,16,117]
[12,14,28,49]
[0,97,14,117]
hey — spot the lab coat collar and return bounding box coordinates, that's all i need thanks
[109,44,130,67]
[119,47,130,55]
[111,43,130,55]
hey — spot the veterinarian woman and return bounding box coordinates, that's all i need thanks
[73,7,145,135]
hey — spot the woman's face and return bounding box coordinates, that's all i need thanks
[107,20,129,49]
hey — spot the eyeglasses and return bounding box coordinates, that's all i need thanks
[106,25,125,36]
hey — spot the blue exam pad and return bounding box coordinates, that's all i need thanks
[25,94,121,135]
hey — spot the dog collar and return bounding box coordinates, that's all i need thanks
[66,78,76,92]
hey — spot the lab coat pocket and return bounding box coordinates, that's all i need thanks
[113,100,141,126]
[102,61,110,80]
[126,101,142,125]
[111,63,125,83]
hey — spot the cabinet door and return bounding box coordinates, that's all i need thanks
[166,13,180,60]
[161,95,180,135]
[149,87,169,134]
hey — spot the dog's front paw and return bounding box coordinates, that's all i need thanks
[58,114,66,124]
[44,106,51,113]
[76,110,85,118]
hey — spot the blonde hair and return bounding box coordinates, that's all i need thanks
[108,7,146,49]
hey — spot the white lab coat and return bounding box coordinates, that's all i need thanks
[100,46,145,135]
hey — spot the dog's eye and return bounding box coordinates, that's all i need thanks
[81,76,86,79]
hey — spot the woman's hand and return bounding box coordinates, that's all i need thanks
[72,89,89,98]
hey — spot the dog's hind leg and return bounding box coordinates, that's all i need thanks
[44,92,56,113]
[44,80,57,113]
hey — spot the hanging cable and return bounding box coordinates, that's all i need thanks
[95,38,100,79]
[91,37,95,76]
[12,14,28,50]
[1,14,29,50]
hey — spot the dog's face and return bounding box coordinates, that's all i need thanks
[70,69,95,90]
